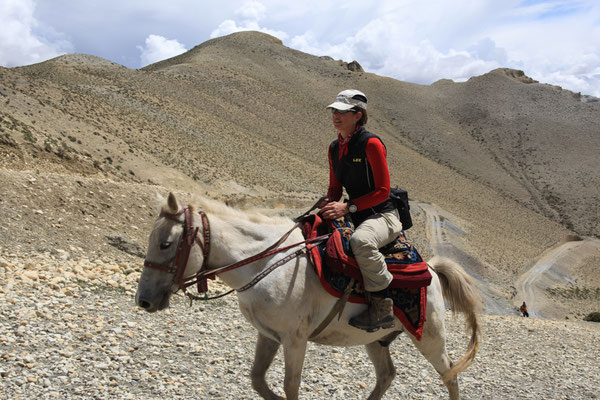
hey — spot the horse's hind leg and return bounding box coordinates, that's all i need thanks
[251,333,283,400]
[364,340,397,400]
[408,319,460,400]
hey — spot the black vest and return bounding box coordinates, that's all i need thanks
[329,127,395,226]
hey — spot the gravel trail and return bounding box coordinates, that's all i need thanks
[1,252,599,399]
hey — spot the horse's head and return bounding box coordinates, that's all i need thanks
[135,192,209,312]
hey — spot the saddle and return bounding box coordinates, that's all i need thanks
[301,214,431,340]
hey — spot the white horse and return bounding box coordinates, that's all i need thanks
[136,193,482,400]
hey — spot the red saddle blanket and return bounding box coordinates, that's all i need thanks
[302,214,431,340]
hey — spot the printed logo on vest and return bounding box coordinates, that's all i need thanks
[352,158,362,162]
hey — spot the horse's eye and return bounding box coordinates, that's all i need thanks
[159,241,172,250]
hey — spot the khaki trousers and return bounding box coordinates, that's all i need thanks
[349,209,403,292]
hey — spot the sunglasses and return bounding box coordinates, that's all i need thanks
[330,108,355,115]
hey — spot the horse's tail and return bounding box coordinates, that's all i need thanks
[430,256,482,383]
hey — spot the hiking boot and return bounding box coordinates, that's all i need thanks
[349,293,395,333]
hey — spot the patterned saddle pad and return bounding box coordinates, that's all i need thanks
[301,214,431,340]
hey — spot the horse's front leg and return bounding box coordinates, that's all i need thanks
[282,335,308,400]
[251,333,284,400]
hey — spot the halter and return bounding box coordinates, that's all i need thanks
[143,206,211,294]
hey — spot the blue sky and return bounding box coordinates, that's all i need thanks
[1,0,599,96]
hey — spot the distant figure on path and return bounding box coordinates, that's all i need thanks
[520,302,529,317]
[319,89,403,332]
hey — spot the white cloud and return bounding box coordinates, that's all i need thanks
[486,2,600,96]
[235,1,266,21]
[529,66,600,97]
[1,0,598,96]
[469,38,509,65]
[287,0,600,96]
[137,34,187,67]
[289,13,506,85]
[210,1,288,40]
[0,0,72,67]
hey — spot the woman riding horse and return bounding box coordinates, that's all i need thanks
[136,91,482,399]
[320,89,403,332]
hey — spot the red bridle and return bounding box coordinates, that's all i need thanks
[143,206,211,293]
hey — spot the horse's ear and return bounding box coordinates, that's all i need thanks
[167,192,180,214]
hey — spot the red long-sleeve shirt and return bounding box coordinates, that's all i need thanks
[327,137,391,211]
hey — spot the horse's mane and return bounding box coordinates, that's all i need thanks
[153,192,296,257]
[192,196,292,226]
[154,192,292,227]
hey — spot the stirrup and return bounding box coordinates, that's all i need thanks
[349,311,395,332]
[350,318,395,333]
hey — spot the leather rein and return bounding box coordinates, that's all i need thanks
[143,205,330,301]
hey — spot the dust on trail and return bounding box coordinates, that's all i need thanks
[416,202,516,316]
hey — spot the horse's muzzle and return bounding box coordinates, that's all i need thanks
[135,289,171,312]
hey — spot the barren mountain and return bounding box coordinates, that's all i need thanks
[1,31,599,319]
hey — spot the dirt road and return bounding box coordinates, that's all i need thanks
[515,237,600,317]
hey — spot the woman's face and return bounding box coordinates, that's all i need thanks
[331,109,362,136]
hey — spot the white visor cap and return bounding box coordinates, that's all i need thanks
[326,89,367,111]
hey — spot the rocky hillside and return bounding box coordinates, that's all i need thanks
[1,31,599,319]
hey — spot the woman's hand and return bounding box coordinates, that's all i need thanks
[320,201,349,220]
